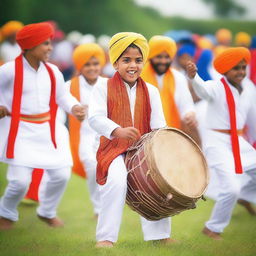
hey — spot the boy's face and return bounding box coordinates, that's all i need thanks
[81,56,101,84]
[29,39,53,62]
[150,51,171,75]
[225,59,247,87]
[113,47,143,87]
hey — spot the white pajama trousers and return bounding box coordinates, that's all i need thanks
[96,155,171,243]
[0,165,71,221]
[205,168,256,233]
[82,158,100,215]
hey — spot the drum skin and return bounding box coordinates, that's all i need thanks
[125,127,209,221]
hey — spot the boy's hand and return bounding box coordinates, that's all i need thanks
[0,106,10,119]
[71,104,87,122]
[183,112,198,129]
[111,127,141,141]
[186,61,197,79]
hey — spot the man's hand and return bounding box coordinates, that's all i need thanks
[183,111,198,129]
[186,61,198,79]
[71,104,87,122]
[111,127,141,141]
[0,106,10,119]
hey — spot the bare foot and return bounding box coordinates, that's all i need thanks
[152,238,179,245]
[238,199,256,216]
[0,217,14,230]
[95,240,114,248]
[202,227,222,240]
[37,215,64,227]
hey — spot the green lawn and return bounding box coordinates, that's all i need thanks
[0,162,255,256]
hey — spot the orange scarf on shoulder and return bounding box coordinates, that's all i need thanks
[96,72,151,185]
[141,62,181,128]
[69,76,86,178]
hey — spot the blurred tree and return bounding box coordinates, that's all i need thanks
[202,0,246,17]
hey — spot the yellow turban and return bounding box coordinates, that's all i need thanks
[109,32,149,64]
[148,35,177,59]
[235,32,251,47]
[1,21,24,39]
[213,47,250,74]
[215,28,232,45]
[72,43,106,71]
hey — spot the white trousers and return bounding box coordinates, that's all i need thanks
[206,168,256,233]
[0,165,71,221]
[96,155,171,243]
[82,158,100,215]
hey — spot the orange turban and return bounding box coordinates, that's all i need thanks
[234,32,251,47]
[1,21,24,38]
[148,35,177,59]
[215,28,232,45]
[16,22,54,50]
[213,47,250,74]
[72,43,105,71]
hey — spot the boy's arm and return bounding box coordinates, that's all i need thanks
[186,61,218,101]
[88,81,121,139]
[53,66,86,121]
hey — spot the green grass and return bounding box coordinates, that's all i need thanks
[0,162,255,256]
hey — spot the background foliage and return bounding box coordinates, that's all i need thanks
[1,0,255,39]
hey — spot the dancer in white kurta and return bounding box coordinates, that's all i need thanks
[186,47,256,240]
[0,22,86,230]
[66,43,107,216]
[89,32,172,248]
[141,35,199,145]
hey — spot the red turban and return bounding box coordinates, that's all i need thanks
[16,22,54,50]
[213,47,251,74]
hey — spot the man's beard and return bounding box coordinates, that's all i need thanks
[150,61,171,75]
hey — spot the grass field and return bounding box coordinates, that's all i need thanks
[0,162,255,256]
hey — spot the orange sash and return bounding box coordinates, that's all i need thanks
[69,76,86,178]
[141,62,181,128]
[96,72,151,185]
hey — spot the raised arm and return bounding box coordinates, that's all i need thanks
[186,61,218,102]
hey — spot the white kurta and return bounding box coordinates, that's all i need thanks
[156,68,195,118]
[89,80,166,137]
[0,56,79,169]
[191,74,256,172]
[89,78,170,242]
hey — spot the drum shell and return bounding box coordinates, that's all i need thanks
[125,128,208,221]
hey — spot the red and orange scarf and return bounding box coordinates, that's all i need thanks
[96,72,151,185]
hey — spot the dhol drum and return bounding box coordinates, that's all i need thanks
[125,127,209,221]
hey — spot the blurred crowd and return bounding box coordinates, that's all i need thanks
[1,20,255,85]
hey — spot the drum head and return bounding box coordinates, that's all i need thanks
[150,129,208,197]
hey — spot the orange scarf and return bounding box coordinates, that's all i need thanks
[69,76,86,178]
[96,72,151,185]
[141,62,180,128]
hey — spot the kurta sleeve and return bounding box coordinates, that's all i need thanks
[190,73,219,102]
[173,70,195,118]
[51,65,80,113]
[88,80,120,139]
[146,83,166,129]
